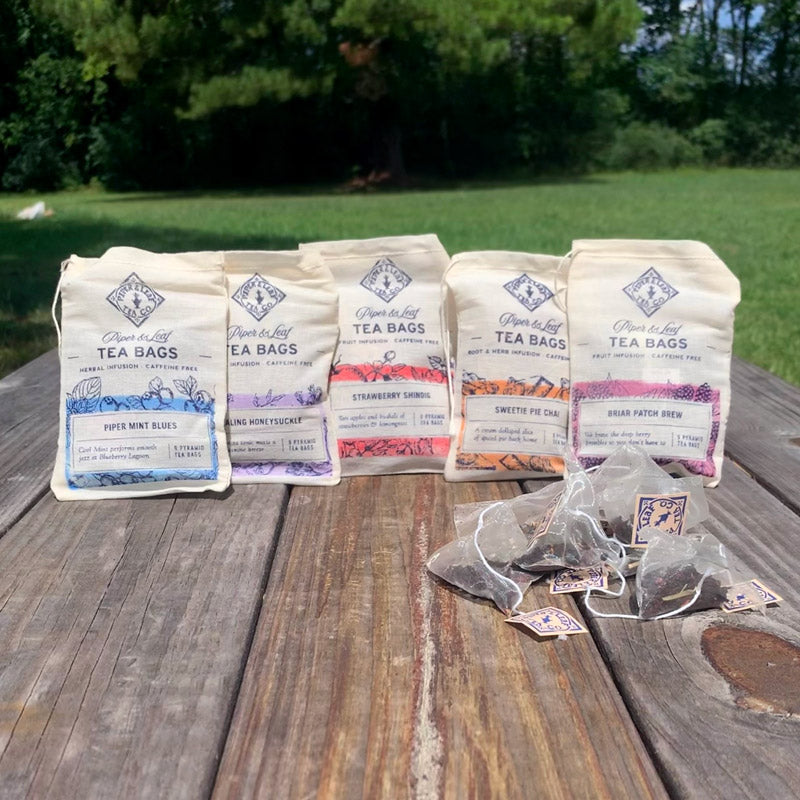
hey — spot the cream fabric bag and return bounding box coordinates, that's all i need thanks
[300,234,450,475]
[442,251,569,481]
[225,250,340,485]
[51,246,231,499]
[565,239,740,487]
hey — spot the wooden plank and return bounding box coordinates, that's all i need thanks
[726,357,800,512]
[0,483,288,800]
[213,475,667,800]
[578,459,800,800]
[0,350,60,535]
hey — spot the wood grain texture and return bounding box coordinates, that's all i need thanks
[0,350,60,534]
[0,484,288,800]
[727,357,800,512]
[579,459,800,800]
[213,475,667,800]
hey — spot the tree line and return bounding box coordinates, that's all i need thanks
[1,0,798,191]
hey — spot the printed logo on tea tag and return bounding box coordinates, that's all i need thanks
[503,273,553,312]
[360,257,412,303]
[550,567,608,594]
[623,267,679,317]
[506,607,588,636]
[632,492,688,547]
[723,579,783,613]
[232,273,286,321]
[106,272,165,328]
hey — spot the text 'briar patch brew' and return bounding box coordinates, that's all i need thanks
[224,250,340,485]
[51,247,231,499]
[300,234,450,476]
[564,240,740,486]
[442,251,570,481]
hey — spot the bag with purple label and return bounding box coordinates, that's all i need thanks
[225,250,340,485]
[564,240,740,487]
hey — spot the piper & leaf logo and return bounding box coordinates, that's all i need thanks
[360,257,412,303]
[233,273,286,321]
[503,274,553,312]
[106,273,165,327]
[623,267,678,317]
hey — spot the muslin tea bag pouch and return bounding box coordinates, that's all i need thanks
[300,234,450,475]
[442,251,570,481]
[427,499,541,615]
[224,250,340,485]
[564,240,740,487]
[51,246,231,499]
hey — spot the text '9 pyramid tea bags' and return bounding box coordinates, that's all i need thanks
[565,240,740,487]
[51,247,231,499]
[301,234,450,475]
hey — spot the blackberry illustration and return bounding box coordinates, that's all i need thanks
[588,381,614,399]
[694,383,713,403]
[674,384,694,400]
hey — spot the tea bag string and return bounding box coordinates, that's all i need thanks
[51,260,70,355]
[553,250,574,313]
[474,501,525,614]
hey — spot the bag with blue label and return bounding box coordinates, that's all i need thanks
[224,250,341,485]
[564,240,740,487]
[51,247,231,499]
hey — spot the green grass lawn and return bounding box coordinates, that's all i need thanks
[1,168,798,384]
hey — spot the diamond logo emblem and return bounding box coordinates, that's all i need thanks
[232,274,286,321]
[623,267,679,317]
[360,257,412,303]
[503,274,553,312]
[106,272,165,327]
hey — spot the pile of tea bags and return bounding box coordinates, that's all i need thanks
[427,444,740,620]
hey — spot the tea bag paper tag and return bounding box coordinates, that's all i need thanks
[506,607,588,636]
[723,579,782,613]
[550,567,607,594]
[631,492,689,547]
[533,492,562,537]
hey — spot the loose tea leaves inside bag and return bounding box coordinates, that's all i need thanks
[636,529,732,619]
[427,499,539,614]
[514,463,624,573]
[442,251,569,481]
[51,247,231,499]
[300,234,450,475]
[225,250,340,485]
[591,444,709,545]
[565,240,740,487]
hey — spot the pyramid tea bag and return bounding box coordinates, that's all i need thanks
[225,250,340,485]
[565,240,740,486]
[300,235,450,475]
[51,247,230,499]
[442,251,569,481]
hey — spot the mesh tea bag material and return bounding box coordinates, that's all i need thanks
[565,240,740,487]
[51,247,230,499]
[427,499,539,614]
[442,251,569,481]
[300,235,450,475]
[225,250,340,485]
[591,444,709,544]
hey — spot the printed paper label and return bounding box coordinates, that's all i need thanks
[461,395,567,456]
[576,398,711,459]
[330,380,449,439]
[723,579,782,612]
[550,568,608,594]
[506,606,588,636]
[631,492,689,547]
[70,410,213,472]
[228,406,327,463]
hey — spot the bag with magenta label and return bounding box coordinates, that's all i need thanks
[51,247,231,499]
[564,240,740,487]
[442,251,570,481]
[225,250,340,485]
[300,234,450,475]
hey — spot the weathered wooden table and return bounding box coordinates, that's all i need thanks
[1,352,798,799]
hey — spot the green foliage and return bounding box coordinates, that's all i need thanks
[601,121,701,170]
